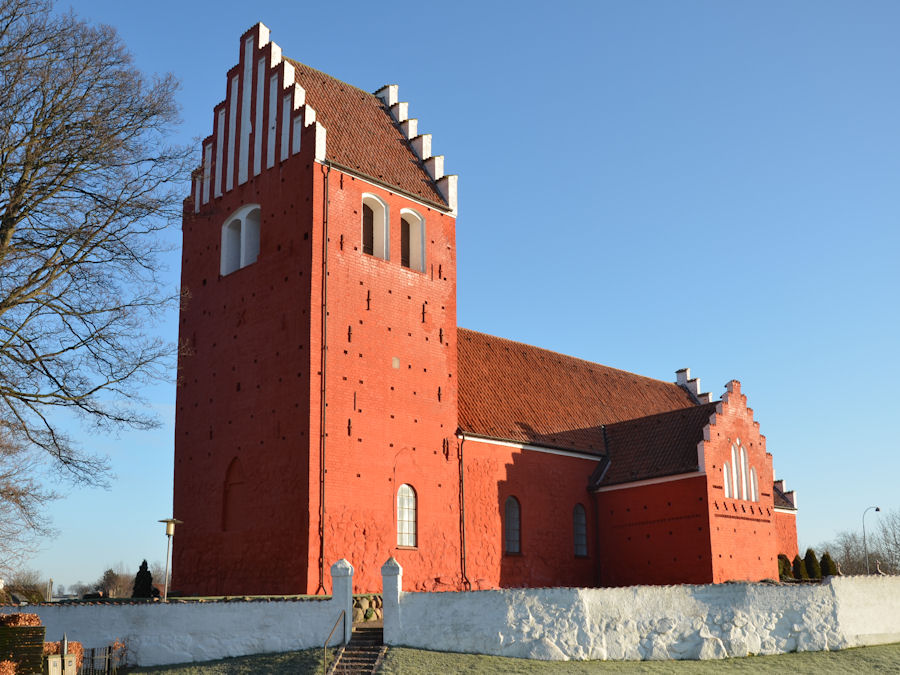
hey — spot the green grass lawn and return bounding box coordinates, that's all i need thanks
[124,648,331,674]
[124,643,900,674]
[380,643,900,673]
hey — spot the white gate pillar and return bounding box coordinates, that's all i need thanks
[330,559,354,644]
[381,557,403,645]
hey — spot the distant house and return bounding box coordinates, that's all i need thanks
[173,23,798,595]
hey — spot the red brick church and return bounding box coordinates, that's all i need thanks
[173,24,798,595]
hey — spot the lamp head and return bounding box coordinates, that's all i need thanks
[159,517,184,537]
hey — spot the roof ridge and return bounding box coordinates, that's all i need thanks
[457,327,688,390]
[605,400,719,429]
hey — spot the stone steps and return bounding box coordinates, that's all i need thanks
[329,623,386,674]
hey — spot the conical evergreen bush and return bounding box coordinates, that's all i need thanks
[804,548,822,579]
[821,551,839,577]
[778,554,794,580]
[132,560,153,598]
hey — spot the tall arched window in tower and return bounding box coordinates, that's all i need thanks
[750,467,759,502]
[397,484,417,547]
[723,462,733,498]
[740,445,749,501]
[400,208,425,272]
[220,204,261,275]
[504,496,521,554]
[361,194,388,260]
[573,503,588,557]
[730,445,739,499]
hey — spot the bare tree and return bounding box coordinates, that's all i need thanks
[0,433,55,576]
[875,508,900,574]
[0,0,191,484]
[95,564,131,598]
[6,567,46,601]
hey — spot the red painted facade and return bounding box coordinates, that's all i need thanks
[173,25,797,595]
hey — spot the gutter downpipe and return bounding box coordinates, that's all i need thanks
[316,163,331,595]
[458,428,471,590]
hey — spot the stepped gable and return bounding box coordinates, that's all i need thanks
[457,329,698,453]
[597,402,719,486]
[285,59,446,206]
[189,23,448,213]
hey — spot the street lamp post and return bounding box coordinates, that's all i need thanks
[862,506,880,575]
[158,518,183,601]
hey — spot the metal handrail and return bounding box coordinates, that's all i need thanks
[322,609,346,675]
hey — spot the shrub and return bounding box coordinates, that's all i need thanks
[0,613,41,627]
[778,554,794,580]
[792,554,809,580]
[132,560,153,599]
[0,660,16,675]
[821,551,839,577]
[804,548,822,579]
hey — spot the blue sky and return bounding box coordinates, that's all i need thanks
[28,0,900,587]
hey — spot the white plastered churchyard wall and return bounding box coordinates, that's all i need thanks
[0,560,354,667]
[382,558,900,661]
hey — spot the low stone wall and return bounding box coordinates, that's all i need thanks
[0,560,355,667]
[382,559,900,661]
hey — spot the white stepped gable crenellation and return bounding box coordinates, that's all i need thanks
[192,23,327,212]
[399,119,417,139]
[675,367,712,404]
[375,82,458,215]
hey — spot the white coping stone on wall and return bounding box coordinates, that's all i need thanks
[383,569,900,662]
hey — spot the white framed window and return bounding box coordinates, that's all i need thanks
[730,445,739,498]
[362,194,388,260]
[750,467,759,502]
[723,462,733,499]
[397,483,417,547]
[740,446,749,501]
[573,503,588,557]
[220,204,261,275]
[504,496,521,554]
[400,208,425,272]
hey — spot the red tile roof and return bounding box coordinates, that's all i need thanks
[287,59,446,206]
[598,403,718,486]
[773,483,796,509]
[457,329,699,454]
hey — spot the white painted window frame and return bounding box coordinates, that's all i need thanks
[220,204,262,276]
[399,207,426,273]
[361,193,389,260]
[397,483,417,548]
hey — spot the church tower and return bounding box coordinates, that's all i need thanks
[174,23,460,594]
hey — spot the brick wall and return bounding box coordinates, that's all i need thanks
[701,381,781,582]
[304,168,460,593]
[173,126,318,595]
[461,439,597,589]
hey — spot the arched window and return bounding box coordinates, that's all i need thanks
[723,462,732,499]
[220,204,261,275]
[730,445,739,499]
[400,208,425,272]
[397,484,417,547]
[362,194,388,260]
[573,504,588,557]
[750,467,759,502]
[222,457,250,531]
[504,496,521,554]
[740,446,749,501]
